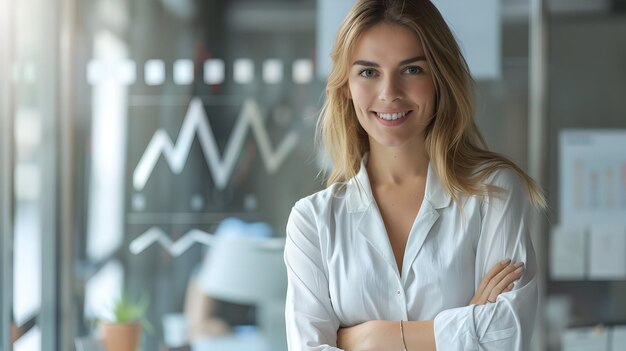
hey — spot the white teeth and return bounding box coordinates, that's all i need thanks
[376,111,408,120]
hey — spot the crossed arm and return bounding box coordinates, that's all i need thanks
[335,260,525,350]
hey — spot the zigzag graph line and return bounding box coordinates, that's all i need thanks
[129,227,285,256]
[129,227,215,256]
[133,98,299,190]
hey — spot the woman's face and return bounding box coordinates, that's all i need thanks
[347,22,436,149]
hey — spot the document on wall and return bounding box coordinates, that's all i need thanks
[550,226,586,280]
[588,225,626,280]
[559,130,626,225]
[562,327,609,351]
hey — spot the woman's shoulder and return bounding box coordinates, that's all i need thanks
[290,182,348,217]
[478,165,529,206]
[475,160,545,209]
[294,183,348,207]
[286,183,347,238]
[481,166,523,188]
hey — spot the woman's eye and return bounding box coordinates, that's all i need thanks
[359,69,376,78]
[404,66,423,74]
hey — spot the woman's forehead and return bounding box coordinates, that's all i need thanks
[351,22,426,64]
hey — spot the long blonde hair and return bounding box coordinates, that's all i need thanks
[318,0,546,208]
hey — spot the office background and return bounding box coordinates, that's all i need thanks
[1,0,626,350]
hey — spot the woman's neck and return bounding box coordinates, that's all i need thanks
[366,139,429,185]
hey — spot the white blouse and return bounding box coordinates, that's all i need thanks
[283,155,538,350]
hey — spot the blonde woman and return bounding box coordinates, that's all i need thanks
[284,0,545,350]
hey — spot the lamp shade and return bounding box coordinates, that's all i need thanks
[199,234,287,305]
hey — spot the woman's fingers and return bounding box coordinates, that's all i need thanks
[475,259,510,296]
[488,262,521,290]
[470,260,524,305]
[470,259,510,305]
[486,263,524,302]
[483,262,523,302]
[478,261,518,302]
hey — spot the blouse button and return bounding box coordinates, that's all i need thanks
[396,290,401,296]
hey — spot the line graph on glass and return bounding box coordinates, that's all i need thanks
[132,97,299,191]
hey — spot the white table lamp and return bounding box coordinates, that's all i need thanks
[198,233,287,351]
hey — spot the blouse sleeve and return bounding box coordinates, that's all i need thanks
[433,169,538,351]
[284,199,343,351]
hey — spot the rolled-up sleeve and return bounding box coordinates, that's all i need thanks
[284,199,342,351]
[433,169,538,351]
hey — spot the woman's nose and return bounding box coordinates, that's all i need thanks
[378,76,403,102]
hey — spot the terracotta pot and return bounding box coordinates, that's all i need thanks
[101,322,142,351]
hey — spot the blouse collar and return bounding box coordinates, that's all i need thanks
[345,153,451,213]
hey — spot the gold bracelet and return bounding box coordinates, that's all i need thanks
[400,320,408,351]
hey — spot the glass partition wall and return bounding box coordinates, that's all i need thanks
[74,0,322,350]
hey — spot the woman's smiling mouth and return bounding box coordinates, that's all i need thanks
[372,110,412,125]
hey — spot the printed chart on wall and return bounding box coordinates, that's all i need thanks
[559,130,626,225]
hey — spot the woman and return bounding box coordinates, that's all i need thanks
[284,0,546,350]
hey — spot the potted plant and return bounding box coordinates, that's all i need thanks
[100,294,153,351]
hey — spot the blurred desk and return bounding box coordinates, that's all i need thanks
[191,329,268,351]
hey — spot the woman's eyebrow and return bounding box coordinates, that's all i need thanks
[399,56,426,65]
[353,60,379,67]
[352,56,427,67]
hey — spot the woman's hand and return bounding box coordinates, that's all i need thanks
[337,320,403,351]
[469,259,525,305]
